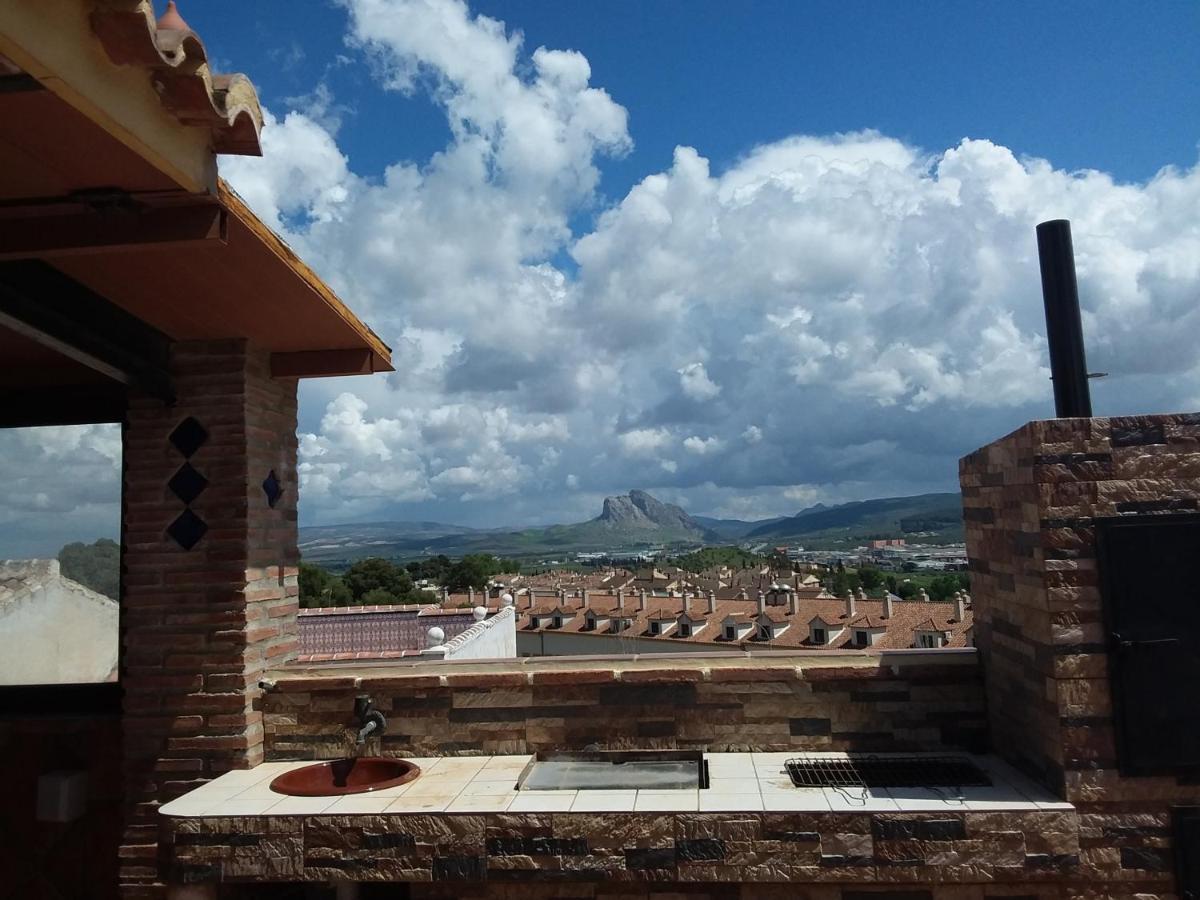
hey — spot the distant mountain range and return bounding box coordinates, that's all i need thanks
[298,520,480,561]
[692,514,786,540]
[300,490,963,567]
[745,493,964,544]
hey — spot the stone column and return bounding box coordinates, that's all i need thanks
[119,340,298,895]
[961,413,1200,803]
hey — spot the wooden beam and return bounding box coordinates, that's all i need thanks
[0,383,126,427]
[270,349,375,379]
[0,260,173,400]
[0,204,225,260]
[0,72,43,93]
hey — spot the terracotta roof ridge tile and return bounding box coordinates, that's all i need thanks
[90,0,263,155]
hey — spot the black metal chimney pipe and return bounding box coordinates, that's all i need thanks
[1036,219,1092,418]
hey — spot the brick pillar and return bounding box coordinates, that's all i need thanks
[961,413,1200,802]
[119,340,299,896]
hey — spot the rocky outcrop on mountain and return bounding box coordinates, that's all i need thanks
[594,490,712,538]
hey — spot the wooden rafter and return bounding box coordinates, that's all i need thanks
[270,349,376,379]
[0,259,172,400]
[0,202,226,260]
[0,383,126,427]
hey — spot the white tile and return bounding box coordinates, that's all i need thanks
[480,755,533,772]
[459,780,521,797]
[405,781,468,798]
[509,792,576,812]
[883,787,970,811]
[433,757,489,773]
[384,794,453,813]
[823,787,899,812]
[973,756,1061,805]
[750,753,794,777]
[757,775,798,794]
[269,795,341,815]
[569,790,637,812]
[159,797,217,818]
[1035,800,1077,811]
[699,792,763,812]
[222,761,309,784]
[761,790,831,812]
[634,791,698,812]
[705,777,761,796]
[909,788,1035,812]
[200,797,283,817]
[355,782,415,799]
[446,794,515,812]
[405,757,444,770]
[180,782,247,801]
[324,796,396,815]
[958,793,1040,812]
[704,753,751,777]
[231,782,288,800]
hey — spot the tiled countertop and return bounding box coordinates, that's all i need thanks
[160,751,1071,818]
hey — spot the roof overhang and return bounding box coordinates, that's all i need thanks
[0,0,221,193]
[0,0,392,411]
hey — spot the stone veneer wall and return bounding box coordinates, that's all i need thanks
[120,340,300,897]
[167,808,1086,893]
[261,658,986,757]
[961,413,1200,886]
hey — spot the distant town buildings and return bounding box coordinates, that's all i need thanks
[292,566,972,662]
[784,541,968,572]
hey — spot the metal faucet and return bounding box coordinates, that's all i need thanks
[352,694,386,746]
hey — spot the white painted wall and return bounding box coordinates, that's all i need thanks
[0,560,118,684]
[441,606,517,660]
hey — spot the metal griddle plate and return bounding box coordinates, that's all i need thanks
[516,750,708,791]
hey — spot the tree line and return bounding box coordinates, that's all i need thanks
[57,538,119,600]
[670,546,767,573]
[827,562,968,601]
[299,554,520,608]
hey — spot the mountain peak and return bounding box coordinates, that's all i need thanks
[596,490,708,537]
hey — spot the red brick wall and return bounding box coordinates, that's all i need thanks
[119,340,299,897]
[961,413,1200,886]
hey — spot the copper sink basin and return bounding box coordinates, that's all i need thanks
[269,758,421,796]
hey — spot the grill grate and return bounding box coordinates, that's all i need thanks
[785,755,991,789]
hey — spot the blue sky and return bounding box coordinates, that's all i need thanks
[4,0,1200,554]
[194,0,1199,192]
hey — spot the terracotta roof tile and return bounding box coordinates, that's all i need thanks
[514,593,973,651]
[90,0,263,155]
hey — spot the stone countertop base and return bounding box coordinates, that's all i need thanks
[156,753,1098,889]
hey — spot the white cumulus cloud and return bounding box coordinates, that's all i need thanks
[170,1,1200,531]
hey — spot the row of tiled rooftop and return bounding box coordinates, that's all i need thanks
[296,586,972,661]
[493,565,829,597]
[516,588,972,650]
